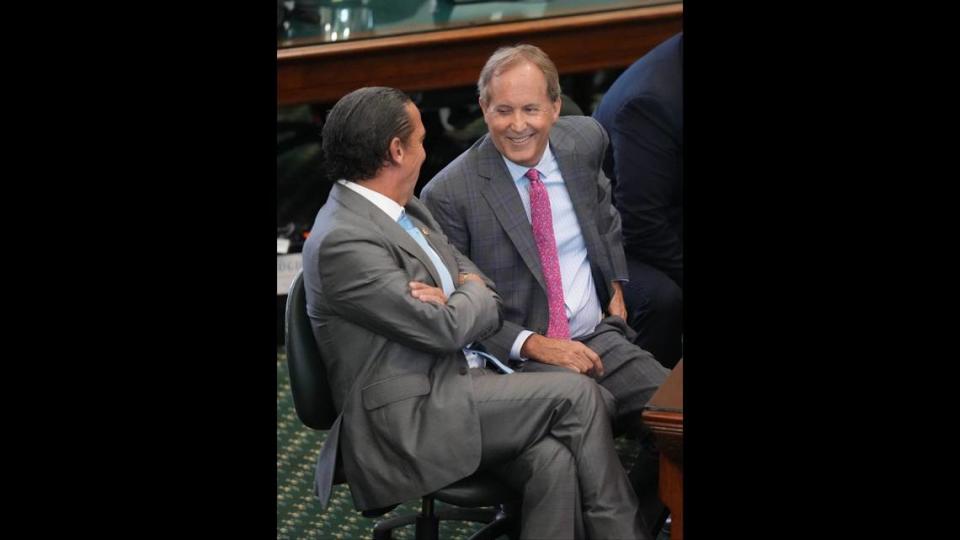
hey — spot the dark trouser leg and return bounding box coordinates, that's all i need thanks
[471,368,647,540]
[622,257,683,369]
[628,435,665,535]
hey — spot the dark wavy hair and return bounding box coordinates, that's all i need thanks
[321,87,413,182]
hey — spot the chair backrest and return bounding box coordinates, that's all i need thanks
[559,93,585,116]
[285,270,338,430]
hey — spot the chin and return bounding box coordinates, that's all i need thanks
[502,149,532,166]
[514,154,538,167]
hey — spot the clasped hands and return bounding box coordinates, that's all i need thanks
[520,334,604,377]
[519,282,627,377]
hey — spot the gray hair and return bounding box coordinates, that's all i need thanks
[477,44,561,105]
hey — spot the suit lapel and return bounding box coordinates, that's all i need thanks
[551,122,605,266]
[477,137,547,293]
[330,184,445,289]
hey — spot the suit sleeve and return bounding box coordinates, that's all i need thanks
[421,177,527,362]
[316,226,502,355]
[610,95,682,280]
[592,119,630,281]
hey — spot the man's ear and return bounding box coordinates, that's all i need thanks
[388,136,404,164]
[478,96,487,113]
[552,96,562,120]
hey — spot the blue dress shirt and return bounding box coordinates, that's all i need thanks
[501,145,605,360]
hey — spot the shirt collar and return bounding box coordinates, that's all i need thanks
[502,144,556,185]
[338,179,405,222]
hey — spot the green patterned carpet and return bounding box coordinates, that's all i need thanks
[277,348,641,539]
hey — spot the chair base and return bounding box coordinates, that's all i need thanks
[373,501,518,540]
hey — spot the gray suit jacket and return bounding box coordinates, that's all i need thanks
[301,183,503,511]
[421,116,628,362]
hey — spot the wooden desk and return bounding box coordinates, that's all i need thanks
[642,359,683,540]
[278,2,683,106]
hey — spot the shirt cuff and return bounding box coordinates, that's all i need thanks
[510,330,535,361]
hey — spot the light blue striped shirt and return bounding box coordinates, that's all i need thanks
[501,145,605,360]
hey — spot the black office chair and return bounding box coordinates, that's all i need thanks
[285,270,521,540]
[559,93,585,116]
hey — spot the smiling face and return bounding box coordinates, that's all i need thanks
[480,60,561,167]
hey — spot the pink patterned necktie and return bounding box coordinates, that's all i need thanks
[526,168,570,339]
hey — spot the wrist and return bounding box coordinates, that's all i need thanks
[520,333,544,359]
[459,272,484,286]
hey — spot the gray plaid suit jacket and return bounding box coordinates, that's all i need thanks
[421,116,628,363]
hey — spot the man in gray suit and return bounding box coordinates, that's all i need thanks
[420,45,671,530]
[302,86,649,539]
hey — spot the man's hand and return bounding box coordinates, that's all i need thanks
[607,281,627,321]
[458,272,486,286]
[520,334,604,376]
[409,281,447,305]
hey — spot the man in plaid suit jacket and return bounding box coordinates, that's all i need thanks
[421,45,671,534]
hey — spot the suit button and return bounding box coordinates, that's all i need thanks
[459,366,468,375]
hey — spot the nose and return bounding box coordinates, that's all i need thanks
[509,110,526,132]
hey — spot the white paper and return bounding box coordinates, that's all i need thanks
[277,253,303,295]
